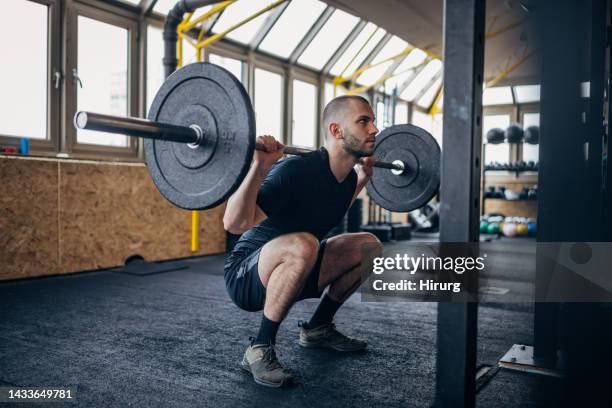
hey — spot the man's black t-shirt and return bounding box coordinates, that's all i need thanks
[233,147,357,253]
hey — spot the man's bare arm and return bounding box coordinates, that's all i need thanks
[223,136,283,234]
[350,157,374,207]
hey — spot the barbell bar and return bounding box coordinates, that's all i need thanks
[73,62,440,212]
[74,111,406,173]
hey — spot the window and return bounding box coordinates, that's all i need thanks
[209,54,244,83]
[180,38,199,66]
[329,23,384,76]
[522,112,539,163]
[417,78,442,109]
[394,101,408,124]
[254,68,283,140]
[400,59,442,101]
[259,0,326,58]
[431,113,443,147]
[411,110,432,134]
[0,0,49,140]
[376,100,386,130]
[153,0,212,16]
[385,49,428,92]
[292,80,317,148]
[76,16,129,147]
[482,86,513,106]
[212,0,277,44]
[298,10,359,70]
[514,85,540,103]
[483,114,510,164]
[146,25,164,114]
[357,36,408,86]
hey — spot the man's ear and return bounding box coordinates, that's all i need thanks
[329,122,343,140]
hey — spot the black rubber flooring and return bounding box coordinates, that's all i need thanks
[0,241,565,407]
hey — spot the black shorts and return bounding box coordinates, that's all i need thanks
[224,239,328,312]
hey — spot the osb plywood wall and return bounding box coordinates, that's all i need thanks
[0,156,226,281]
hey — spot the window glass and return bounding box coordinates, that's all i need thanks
[394,101,408,124]
[376,100,386,130]
[514,84,540,103]
[431,113,443,147]
[153,0,176,14]
[298,10,358,70]
[385,49,428,92]
[209,54,243,83]
[76,16,128,147]
[0,0,48,139]
[416,78,442,109]
[522,112,540,163]
[259,0,326,58]
[329,24,384,76]
[483,86,513,105]
[147,28,198,113]
[357,36,408,86]
[254,68,283,140]
[154,0,212,16]
[146,25,164,114]
[411,110,432,134]
[292,80,317,147]
[212,0,277,44]
[483,114,510,164]
[400,59,442,101]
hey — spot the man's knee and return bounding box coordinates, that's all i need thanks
[360,232,383,253]
[344,232,382,259]
[285,232,319,268]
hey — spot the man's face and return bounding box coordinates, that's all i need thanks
[340,100,379,158]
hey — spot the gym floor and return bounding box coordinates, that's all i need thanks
[0,240,564,407]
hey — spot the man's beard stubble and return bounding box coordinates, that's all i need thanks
[342,131,374,158]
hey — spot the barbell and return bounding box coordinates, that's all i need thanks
[74,62,440,212]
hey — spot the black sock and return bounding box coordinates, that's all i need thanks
[254,314,280,345]
[308,294,342,328]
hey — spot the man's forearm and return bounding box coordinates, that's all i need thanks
[224,161,271,231]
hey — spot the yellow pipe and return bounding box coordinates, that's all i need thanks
[343,56,431,96]
[191,211,199,252]
[486,19,526,39]
[339,27,381,77]
[198,0,289,48]
[178,12,193,31]
[486,50,534,88]
[340,45,415,85]
[429,87,444,116]
[182,0,236,33]
[176,13,201,253]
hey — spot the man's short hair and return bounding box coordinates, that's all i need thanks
[322,95,371,135]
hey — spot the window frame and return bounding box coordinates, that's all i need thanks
[289,73,319,148]
[63,1,140,160]
[0,0,61,155]
[252,60,286,143]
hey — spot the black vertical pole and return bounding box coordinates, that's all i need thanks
[534,0,585,366]
[436,0,485,407]
[606,0,612,241]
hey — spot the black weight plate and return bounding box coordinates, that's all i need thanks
[145,62,255,210]
[366,124,440,212]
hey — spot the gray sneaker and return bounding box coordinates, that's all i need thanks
[298,321,367,352]
[241,342,295,388]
